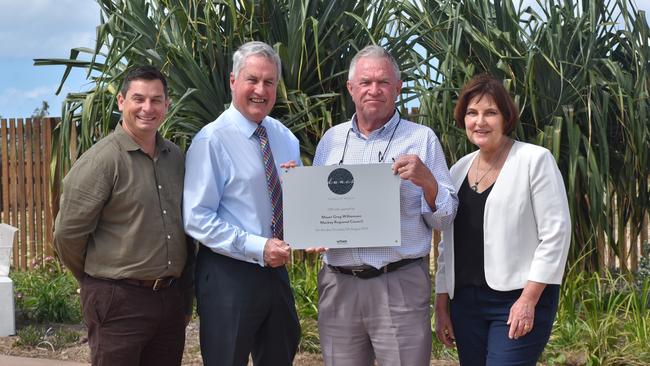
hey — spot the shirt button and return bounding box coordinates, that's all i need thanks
[168,261,172,265]
[163,210,167,215]
[167,234,171,239]
[158,185,162,189]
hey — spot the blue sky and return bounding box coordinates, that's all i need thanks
[1,0,649,118]
[0,0,100,118]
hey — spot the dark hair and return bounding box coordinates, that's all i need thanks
[454,74,519,134]
[120,65,168,98]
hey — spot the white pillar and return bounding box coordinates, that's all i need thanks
[0,277,14,336]
[0,224,17,336]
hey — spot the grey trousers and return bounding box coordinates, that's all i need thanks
[317,259,432,366]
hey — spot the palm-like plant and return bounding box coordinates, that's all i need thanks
[37,0,648,272]
[35,0,406,172]
[400,0,649,271]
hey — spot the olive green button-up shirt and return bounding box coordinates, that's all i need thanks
[54,123,187,281]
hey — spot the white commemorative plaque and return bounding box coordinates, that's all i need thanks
[282,164,401,249]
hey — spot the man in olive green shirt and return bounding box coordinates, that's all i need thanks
[54,66,193,366]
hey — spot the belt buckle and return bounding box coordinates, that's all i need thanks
[152,278,168,291]
[351,269,365,277]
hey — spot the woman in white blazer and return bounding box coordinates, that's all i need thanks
[434,74,571,365]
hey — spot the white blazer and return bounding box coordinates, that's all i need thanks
[435,141,571,299]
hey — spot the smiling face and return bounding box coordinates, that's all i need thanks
[464,95,508,152]
[347,56,402,130]
[117,78,169,139]
[230,55,278,123]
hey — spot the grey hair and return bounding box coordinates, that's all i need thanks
[348,45,400,81]
[232,41,282,80]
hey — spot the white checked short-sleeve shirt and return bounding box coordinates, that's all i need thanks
[313,111,458,268]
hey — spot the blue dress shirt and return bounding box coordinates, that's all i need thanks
[183,105,301,266]
[313,111,458,268]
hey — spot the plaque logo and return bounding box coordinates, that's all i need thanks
[327,168,354,195]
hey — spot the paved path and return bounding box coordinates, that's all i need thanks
[0,355,88,366]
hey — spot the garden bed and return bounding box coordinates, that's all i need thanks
[0,320,328,366]
[0,320,461,365]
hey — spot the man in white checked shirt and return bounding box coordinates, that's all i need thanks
[311,45,458,366]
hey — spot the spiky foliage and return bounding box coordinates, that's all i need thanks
[34,0,408,174]
[36,0,648,272]
[399,0,649,271]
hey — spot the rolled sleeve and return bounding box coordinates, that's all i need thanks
[421,133,458,230]
[422,186,456,229]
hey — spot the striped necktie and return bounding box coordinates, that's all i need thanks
[254,125,283,240]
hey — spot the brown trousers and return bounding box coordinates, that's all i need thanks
[81,275,186,366]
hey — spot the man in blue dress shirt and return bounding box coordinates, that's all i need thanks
[311,45,458,365]
[183,41,301,366]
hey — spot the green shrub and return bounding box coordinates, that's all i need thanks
[13,325,45,348]
[50,327,81,349]
[13,325,81,350]
[542,266,650,365]
[288,254,321,353]
[10,256,81,323]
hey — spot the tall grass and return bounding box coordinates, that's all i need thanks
[288,253,321,353]
[399,0,649,272]
[543,263,650,365]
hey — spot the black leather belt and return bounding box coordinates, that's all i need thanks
[119,277,176,291]
[328,257,423,279]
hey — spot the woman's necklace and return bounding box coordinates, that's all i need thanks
[471,140,511,192]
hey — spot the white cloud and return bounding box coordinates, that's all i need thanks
[0,82,84,117]
[25,85,55,99]
[516,0,650,22]
[0,0,100,59]
[624,0,650,14]
[0,84,56,103]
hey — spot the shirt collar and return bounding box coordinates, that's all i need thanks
[226,104,268,139]
[350,109,400,137]
[114,121,170,153]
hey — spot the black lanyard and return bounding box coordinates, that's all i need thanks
[338,109,402,165]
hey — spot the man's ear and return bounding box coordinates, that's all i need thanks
[117,93,125,112]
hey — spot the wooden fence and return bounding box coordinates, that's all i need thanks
[0,118,55,271]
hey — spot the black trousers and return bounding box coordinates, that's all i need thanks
[195,245,301,366]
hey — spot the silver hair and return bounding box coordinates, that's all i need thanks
[348,45,400,80]
[232,41,282,80]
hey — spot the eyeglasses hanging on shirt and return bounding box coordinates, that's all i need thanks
[338,109,402,165]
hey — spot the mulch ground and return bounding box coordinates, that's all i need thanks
[0,320,458,365]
